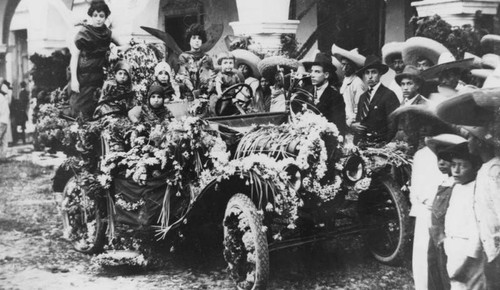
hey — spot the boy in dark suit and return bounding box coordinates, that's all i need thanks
[302,52,347,136]
[351,55,400,144]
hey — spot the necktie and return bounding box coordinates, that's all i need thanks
[359,88,372,120]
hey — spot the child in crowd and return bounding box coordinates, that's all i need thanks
[93,60,135,153]
[427,134,467,290]
[129,85,172,124]
[439,142,485,290]
[93,60,134,119]
[152,61,177,103]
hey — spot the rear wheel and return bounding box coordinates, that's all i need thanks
[61,177,107,254]
[358,177,410,265]
[223,193,269,290]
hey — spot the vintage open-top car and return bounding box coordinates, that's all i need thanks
[51,85,412,290]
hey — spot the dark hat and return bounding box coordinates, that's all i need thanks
[462,126,496,146]
[356,55,389,76]
[395,65,424,86]
[390,103,452,134]
[437,142,482,166]
[302,52,337,74]
[114,60,132,76]
[420,52,474,81]
[147,85,165,99]
[436,89,496,126]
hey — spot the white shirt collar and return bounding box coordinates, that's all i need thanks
[368,82,381,100]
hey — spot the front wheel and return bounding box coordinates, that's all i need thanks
[61,177,107,254]
[223,193,269,290]
[357,177,410,265]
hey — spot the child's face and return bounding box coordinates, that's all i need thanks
[149,94,164,109]
[221,59,234,73]
[91,10,107,27]
[157,70,170,84]
[190,35,203,51]
[437,158,451,175]
[451,158,477,184]
[115,70,129,84]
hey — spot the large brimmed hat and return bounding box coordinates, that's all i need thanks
[420,52,474,81]
[483,67,500,88]
[382,42,404,65]
[481,53,500,69]
[425,134,466,155]
[462,126,496,146]
[257,56,300,81]
[471,68,494,79]
[464,52,483,69]
[395,65,424,86]
[232,49,261,79]
[437,142,482,166]
[356,55,389,76]
[402,37,450,67]
[302,51,337,74]
[331,44,365,68]
[389,103,453,133]
[436,89,497,126]
[481,34,500,46]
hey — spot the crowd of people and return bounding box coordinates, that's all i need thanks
[2,0,500,289]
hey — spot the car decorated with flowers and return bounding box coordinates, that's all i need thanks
[41,42,412,290]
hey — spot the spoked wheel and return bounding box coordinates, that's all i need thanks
[213,83,254,116]
[61,177,107,254]
[223,194,269,290]
[357,177,410,265]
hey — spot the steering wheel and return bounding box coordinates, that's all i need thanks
[213,83,254,116]
[289,88,321,118]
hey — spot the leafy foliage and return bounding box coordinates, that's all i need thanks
[30,48,71,91]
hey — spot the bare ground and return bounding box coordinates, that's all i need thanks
[0,159,415,290]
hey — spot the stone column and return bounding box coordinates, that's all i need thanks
[229,0,300,55]
[412,0,500,27]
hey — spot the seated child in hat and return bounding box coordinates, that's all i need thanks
[93,60,135,152]
[152,61,178,103]
[209,52,245,115]
[129,84,172,124]
[439,142,485,290]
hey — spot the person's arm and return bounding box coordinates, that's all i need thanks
[215,74,223,96]
[385,91,400,141]
[70,41,80,93]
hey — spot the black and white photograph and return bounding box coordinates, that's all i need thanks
[1,0,500,289]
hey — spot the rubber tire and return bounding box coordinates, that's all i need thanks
[358,177,410,265]
[223,193,269,290]
[61,177,107,254]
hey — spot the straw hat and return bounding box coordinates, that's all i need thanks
[464,52,483,69]
[471,68,494,79]
[425,134,466,155]
[480,34,500,46]
[257,56,300,80]
[483,67,500,88]
[395,65,424,86]
[389,103,452,134]
[382,42,404,65]
[356,55,389,76]
[462,126,496,146]
[232,49,262,79]
[420,52,474,81]
[331,44,366,68]
[481,53,500,69]
[402,37,450,67]
[436,89,497,126]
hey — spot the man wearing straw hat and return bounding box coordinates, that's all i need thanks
[331,44,367,127]
[352,55,400,144]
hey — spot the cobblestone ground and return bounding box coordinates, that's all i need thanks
[0,159,415,290]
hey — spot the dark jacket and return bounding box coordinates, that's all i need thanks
[311,85,347,135]
[356,83,400,143]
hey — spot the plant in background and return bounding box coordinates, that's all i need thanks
[30,48,71,92]
[410,14,482,58]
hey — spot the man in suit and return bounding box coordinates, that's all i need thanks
[351,55,400,144]
[303,52,347,136]
[395,65,427,106]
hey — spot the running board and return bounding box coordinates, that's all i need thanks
[268,224,366,252]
